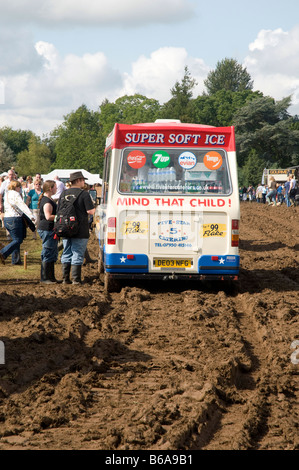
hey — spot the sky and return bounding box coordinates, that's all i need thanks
[1,0,299,138]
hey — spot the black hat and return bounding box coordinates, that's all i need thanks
[69,171,87,182]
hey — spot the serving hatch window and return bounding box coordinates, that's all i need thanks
[118,148,232,195]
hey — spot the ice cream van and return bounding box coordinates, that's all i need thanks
[95,120,240,291]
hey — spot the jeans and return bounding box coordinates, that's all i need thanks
[61,238,88,265]
[1,217,26,264]
[266,190,277,204]
[37,229,58,263]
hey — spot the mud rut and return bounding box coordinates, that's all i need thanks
[0,202,298,450]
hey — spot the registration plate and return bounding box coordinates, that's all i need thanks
[153,259,193,268]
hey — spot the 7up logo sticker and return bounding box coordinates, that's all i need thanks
[152,150,170,168]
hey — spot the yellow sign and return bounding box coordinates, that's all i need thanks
[268,169,294,175]
[200,223,226,237]
[121,221,148,235]
[154,259,193,268]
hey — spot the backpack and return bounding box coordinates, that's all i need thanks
[54,189,83,238]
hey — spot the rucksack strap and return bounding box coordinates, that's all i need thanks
[58,189,83,210]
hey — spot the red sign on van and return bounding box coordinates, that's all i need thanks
[127,150,146,169]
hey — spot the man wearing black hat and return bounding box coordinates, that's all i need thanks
[60,171,95,284]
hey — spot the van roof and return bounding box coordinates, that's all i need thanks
[105,122,235,152]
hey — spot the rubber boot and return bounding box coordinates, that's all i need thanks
[49,262,58,282]
[40,262,46,282]
[62,263,71,284]
[41,262,56,284]
[71,264,82,284]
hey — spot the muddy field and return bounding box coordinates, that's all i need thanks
[0,202,298,451]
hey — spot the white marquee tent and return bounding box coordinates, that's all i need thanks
[41,169,102,186]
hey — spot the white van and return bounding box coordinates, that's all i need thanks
[95,120,240,291]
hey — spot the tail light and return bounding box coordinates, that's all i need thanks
[107,217,116,245]
[231,219,239,247]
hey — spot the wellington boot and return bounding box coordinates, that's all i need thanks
[71,265,82,285]
[49,262,58,282]
[62,263,72,284]
[41,262,56,284]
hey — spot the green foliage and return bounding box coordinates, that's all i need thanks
[204,58,253,95]
[115,94,161,124]
[0,141,16,173]
[99,99,122,138]
[160,66,197,121]
[16,134,52,176]
[191,89,262,126]
[99,94,161,137]
[0,127,32,155]
[290,115,299,129]
[234,96,299,168]
[239,149,266,186]
[51,104,103,174]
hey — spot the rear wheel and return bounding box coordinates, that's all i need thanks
[104,272,121,293]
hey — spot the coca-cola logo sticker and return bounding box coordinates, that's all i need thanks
[127,150,146,169]
[178,151,197,170]
[203,151,223,170]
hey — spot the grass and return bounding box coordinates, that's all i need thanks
[0,226,42,281]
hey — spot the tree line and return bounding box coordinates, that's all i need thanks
[1,58,299,186]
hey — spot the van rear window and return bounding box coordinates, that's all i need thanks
[119,147,232,195]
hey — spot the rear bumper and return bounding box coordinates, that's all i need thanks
[103,250,239,278]
[105,272,238,281]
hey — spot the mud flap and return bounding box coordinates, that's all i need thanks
[104,272,122,293]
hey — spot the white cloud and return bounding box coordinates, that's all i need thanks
[244,26,299,114]
[121,47,210,102]
[0,28,43,75]
[0,39,210,136]
[35,42,59,72]
[3,24,299,138]
[248,28,288,52]
[0,40,123,135]
[0,0,194,27]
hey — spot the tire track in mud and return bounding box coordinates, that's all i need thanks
[139,286,271,451]
[198,292,271,450]
[114,282,298,451]
[87,282,278,450]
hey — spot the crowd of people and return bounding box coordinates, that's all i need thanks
[0,166,297,283]
[0,168,97,285]
[240,174,298,207]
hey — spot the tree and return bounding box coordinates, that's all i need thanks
[234,95,299,168]
[0,127,32,155]
[204,58,253,95]
[115,94,161,124]
[52,104,103,174]
[99,99,122,139]
[291,115,299,130]
[0,141,16,173]
[160,66,197,121]
[16,134,52,176]
[239,149,266,186]
[99,94,161,137]
[191,89,262,127]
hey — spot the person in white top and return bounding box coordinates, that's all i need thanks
[0,180,36,265]
[52,176,66,202]
[0,168,16,213]
[289,174,297,205]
